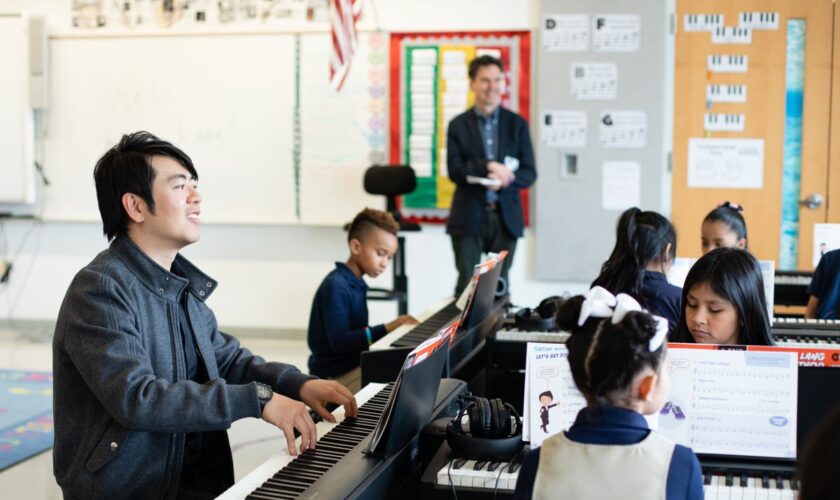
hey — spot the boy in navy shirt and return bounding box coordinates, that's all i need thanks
[307,208,418,392]
[806,248,840,319]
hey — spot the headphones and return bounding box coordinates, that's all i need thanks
[446,396,523,460]
[513,295,563,331]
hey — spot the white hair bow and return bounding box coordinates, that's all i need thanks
[578,286,670,352]
[649,316,669,352]
[577,286,616,326]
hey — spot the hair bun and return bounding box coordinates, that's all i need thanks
[555,295,585,331]
[718,201,744,213]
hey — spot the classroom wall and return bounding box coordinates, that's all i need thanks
[0,0,591,334]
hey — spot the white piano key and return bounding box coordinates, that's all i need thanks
[755,480,770,500]
[780,480,794,500]
[743,477,758,500]
[719,475,735,500]
[436,459,454,487]
[731,476,744,500]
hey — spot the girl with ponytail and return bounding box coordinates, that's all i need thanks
[592,207,681,331]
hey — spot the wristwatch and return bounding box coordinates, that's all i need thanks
[256,382,273,413]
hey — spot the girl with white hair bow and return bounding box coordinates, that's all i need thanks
[513,287,703,500]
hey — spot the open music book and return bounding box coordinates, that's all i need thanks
[364,321,458,456]
[524,343,801,460]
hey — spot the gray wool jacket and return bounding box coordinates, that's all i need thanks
[52,236,315,499]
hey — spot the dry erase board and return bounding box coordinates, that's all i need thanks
[42,30,385,225]
[0,14,36,211]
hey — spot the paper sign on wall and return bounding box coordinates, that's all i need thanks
[543,14,589,52]
[683,13,724,32]
[602,161,640,210]
[813,224,840,267]
[571,62,617,100]
[592,14,640,52]
[541,110,587,148]
[687,138,764,189]
[599,111,646,148]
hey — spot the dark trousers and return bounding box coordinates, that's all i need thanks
[451,206,517,297]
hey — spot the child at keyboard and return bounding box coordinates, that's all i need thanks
[701,201,748,254]
[513,287,703,500]
[805,248,840,319]
[307,208,417,392]
[672,247,773,345]
[592,207,682,331]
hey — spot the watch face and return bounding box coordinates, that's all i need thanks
[258,384,272,400]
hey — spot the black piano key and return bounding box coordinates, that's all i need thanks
[776,475,785,489]
[740,473,749,488]
[508,458,523,473]
[453,458,467,469]
[474,460,487,470]
[762,475,770,489]
[725,473,734,487]
[703,472,712,485]
[792,478,800,490]
[487,461,501,472]
[248,491,296,500]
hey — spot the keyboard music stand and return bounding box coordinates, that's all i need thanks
[363,165,420,316]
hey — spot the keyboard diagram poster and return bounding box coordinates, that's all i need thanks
[660,347,798,459]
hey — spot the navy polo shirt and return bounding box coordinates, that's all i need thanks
[514,407,703,500]
[307,262,387,378]
[641,271,682,332]
[808,249,840,319]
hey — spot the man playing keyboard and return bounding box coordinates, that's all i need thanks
[52,132,356,500]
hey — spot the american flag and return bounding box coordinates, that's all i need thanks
[330,0,363,91]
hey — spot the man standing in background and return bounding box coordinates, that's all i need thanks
[446,55,537,296]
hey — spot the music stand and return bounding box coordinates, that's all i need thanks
[363,165,420,315]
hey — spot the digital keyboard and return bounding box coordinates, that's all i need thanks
[219,378,467,500]
[370,297,457,351]
[420,441,523,499]
[772,317,840,347]
[362,296,508,385]
[774,270,812,307]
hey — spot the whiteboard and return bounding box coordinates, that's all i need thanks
[0,14,36,209]
[298,32,385,224]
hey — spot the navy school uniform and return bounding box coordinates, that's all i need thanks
[641,270,682,332]
[808,249,840,319]
[307,262,387,378]
[514,407,703,500]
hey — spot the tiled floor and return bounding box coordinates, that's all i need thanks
[0,327,313,499]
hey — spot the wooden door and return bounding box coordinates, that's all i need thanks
[672,0,832,270]
[828,7,840,226]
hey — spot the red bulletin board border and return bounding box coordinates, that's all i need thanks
[389,31,532,225]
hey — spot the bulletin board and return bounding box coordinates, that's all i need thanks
[533,1,674,281]
[40,30,386,225]
[388,31,531,222]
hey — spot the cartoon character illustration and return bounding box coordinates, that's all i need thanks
[538,390,557,433]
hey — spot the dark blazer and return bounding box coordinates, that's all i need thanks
[446,106,536,238]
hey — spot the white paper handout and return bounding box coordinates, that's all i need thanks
[661,347,798,459]
[543,14,589,52]
[599,111,646,148]
[687,138,764,189]
[601,161,641,211]
[759,260,775,322]
[541,110,587,148]
[813,224,840,267]
[571,62,618,100]
[592,14,641,52]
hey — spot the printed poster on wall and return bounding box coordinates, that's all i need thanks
[687,138,764,189]
[813,224,840,267]
[541,110,587,148]
[542,14,589,52]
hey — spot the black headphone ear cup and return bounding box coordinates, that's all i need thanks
[488,398,500,437]
[478,397,491,437]
[498,400,511,436]
[469,404,479,436]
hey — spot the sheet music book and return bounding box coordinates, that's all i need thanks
[524,342,807,457]
[661,345,798,459]
[364,322,457,456]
